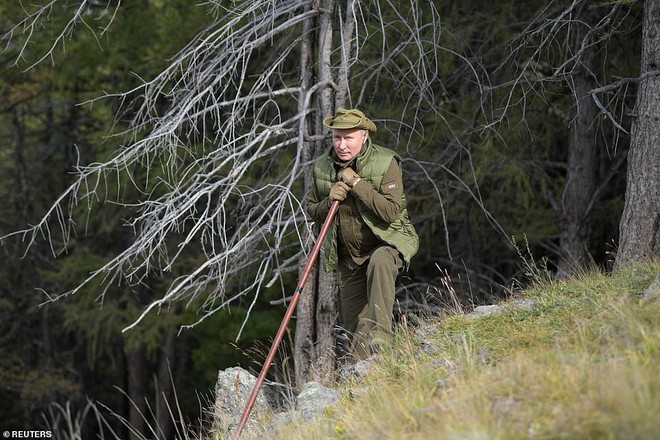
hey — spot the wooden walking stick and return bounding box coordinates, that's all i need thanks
[233,200,340,439]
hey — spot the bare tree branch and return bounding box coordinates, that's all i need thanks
[3,0,494,335]
[2,0,121,69]
[590,69,660,134]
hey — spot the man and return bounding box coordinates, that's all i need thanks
[306,108,419,360]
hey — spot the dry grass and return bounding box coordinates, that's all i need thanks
[270,261,660,440]
[44,262,660,439]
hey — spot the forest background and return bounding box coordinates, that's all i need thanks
[1,1,658,439]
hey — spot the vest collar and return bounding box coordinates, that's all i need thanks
[329,138,373,171]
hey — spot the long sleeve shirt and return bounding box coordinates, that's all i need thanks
[306,157,403,266]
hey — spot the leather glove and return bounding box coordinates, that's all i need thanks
[328,181,351,202]
[337,167,361,187]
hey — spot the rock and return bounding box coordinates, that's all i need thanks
[296,381,340,421]
[433,378,451,394]
[419,340,444,355]
[470,298,538,318]
[338,356,377,381]
[268,410,293,434]
[471,304,501,317]
[412,324,444,356]
[412,324,438,343]
[267,381,340,437]
[212,366,342,438]
[510,298,537,312]
[641,272,660,303]
[212,367,276,439]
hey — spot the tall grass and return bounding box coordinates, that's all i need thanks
[42,262,659,439]
[269,261,660,440]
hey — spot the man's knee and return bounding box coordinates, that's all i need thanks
[367,246,402,275]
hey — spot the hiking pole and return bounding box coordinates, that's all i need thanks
[233,200,340,439]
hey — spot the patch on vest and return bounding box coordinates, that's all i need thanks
[382,181,398,192]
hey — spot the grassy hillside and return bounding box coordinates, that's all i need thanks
[266,262,660,440]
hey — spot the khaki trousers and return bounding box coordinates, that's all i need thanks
[337,246,403,359]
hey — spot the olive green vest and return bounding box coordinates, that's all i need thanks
[313,142,419,271]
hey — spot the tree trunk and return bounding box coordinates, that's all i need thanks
[312,259,338,382]
[615,0,660,269]
[113,334,129,440]
[557,7,599,277]
[312,0,339,384]
[126,344,148,440]
[294,0,340,388]
[294,3,320,388]
[11,108,32,232]
[156,327,176,440]
[336,0,356,107]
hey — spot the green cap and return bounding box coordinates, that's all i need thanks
[322,108,377,132]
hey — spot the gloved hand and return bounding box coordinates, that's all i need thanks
[337,167,361,187]
[329,181,351,202]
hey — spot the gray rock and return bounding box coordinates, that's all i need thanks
[338,356,377,381]
[471,304,501,316]
[268,410,293,434]
[212,367,276,439]
[413,324,438,342]
[471,298,538,318]
[413,324,444,356]
[419,340,444,355]
[296,381,340,421]
[510,298,538,312]
[265,381,340,436]
[641,272,660,303]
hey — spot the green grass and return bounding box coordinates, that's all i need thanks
[267,261,660,440]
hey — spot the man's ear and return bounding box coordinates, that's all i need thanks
[363,130,369,144]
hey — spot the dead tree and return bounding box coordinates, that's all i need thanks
[2,0,456,385]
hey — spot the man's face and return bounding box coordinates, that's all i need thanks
[332,128,368,162]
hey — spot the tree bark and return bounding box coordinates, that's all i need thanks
[312,260,338,383]
[126,344,148,440]
[294,0,342,387]
[615,0,660,269]
[294,3,319,387]
[557,6,599,277]
[113,334,129,440]
[312,0,339,384]
[336,0,356,108]
[295,0,341,387]
[11,108,31,232]
[156,327,176,440]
